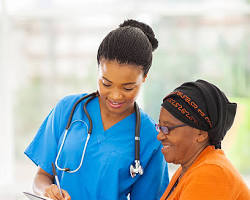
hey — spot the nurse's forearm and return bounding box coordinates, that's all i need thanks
[33,167,54,196]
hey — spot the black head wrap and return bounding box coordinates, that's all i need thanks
[161,79,237,149]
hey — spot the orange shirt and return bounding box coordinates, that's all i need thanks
[160,146,250,200]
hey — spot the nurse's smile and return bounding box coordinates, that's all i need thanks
[107,99,125,109]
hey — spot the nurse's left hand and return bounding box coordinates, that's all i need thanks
[44,184,71,200]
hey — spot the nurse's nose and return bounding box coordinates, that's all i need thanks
[109,89,123,101]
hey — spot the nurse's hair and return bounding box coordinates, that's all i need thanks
[97,19,158,76]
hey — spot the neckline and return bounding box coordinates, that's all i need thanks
[165,176,180,199]
[96,97,136,133]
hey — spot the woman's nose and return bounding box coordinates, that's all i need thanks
[157,131,167,141]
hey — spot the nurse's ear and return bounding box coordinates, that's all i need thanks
[142,74,147,83]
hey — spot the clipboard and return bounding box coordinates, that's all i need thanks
[23,192,53,200]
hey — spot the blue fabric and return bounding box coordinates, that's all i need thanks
[25,93,169,200]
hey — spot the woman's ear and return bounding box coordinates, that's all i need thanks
[197,130,209,143]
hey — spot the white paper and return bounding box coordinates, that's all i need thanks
[23,192,53,200]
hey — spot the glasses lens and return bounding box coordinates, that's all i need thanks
[161,126,169,134]
[155,124,169,134]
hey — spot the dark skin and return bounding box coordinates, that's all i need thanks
[33,59,146,199]
[157,107,209,177]
[33,167,70,200]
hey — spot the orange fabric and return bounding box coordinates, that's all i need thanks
[160,146,250,200]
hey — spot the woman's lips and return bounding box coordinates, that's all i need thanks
[161,143,172,153]
[107,99,124,109]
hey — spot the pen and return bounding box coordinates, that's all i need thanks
[52,163,63,198]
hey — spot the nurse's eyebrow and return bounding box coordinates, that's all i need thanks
[122,82,136,86]
[102,77,112,83]
[102,76,136,85]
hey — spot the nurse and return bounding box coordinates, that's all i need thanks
[25,19,169,200]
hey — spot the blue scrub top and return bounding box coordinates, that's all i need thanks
[25,93,169,200]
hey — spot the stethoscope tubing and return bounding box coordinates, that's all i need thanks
[66,92,97,129]
[55,120,90,173]
[134,102,141,161]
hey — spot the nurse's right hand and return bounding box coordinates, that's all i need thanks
[44,184,71,200]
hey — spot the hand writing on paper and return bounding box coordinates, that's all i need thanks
[44,184,71,200]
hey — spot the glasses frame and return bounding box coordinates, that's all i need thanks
[155,123,187,135]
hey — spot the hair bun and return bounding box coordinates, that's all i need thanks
[119,19,158,51]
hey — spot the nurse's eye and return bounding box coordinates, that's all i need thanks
[124,87,134,91]
[124,85,137,91]
[102,82,111,87]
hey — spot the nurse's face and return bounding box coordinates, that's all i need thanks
[97,59,145,116]
[157,107,200,165]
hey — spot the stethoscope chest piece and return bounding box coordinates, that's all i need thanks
[130,160,143,178]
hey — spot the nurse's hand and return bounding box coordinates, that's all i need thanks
[44,184,71,200]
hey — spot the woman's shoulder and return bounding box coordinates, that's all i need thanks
[188,147,244,184]
[184,155,249,198]
[196,147,235,170]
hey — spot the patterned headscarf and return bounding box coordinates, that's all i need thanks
[161,80,237,149]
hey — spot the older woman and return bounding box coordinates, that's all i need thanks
[157,79,250,200]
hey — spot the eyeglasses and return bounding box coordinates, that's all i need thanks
[155,123,187,135]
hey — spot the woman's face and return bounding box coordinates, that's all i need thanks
[97,59,145,116]
[157,107,200,165]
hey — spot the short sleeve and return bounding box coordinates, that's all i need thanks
[24,98,65,175]
[180,164,232,200]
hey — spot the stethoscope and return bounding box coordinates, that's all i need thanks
[55,92,143,178]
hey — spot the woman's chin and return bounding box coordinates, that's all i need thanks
[162,146,173,162]
[162,151,178,164]
[164,155,174,163]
